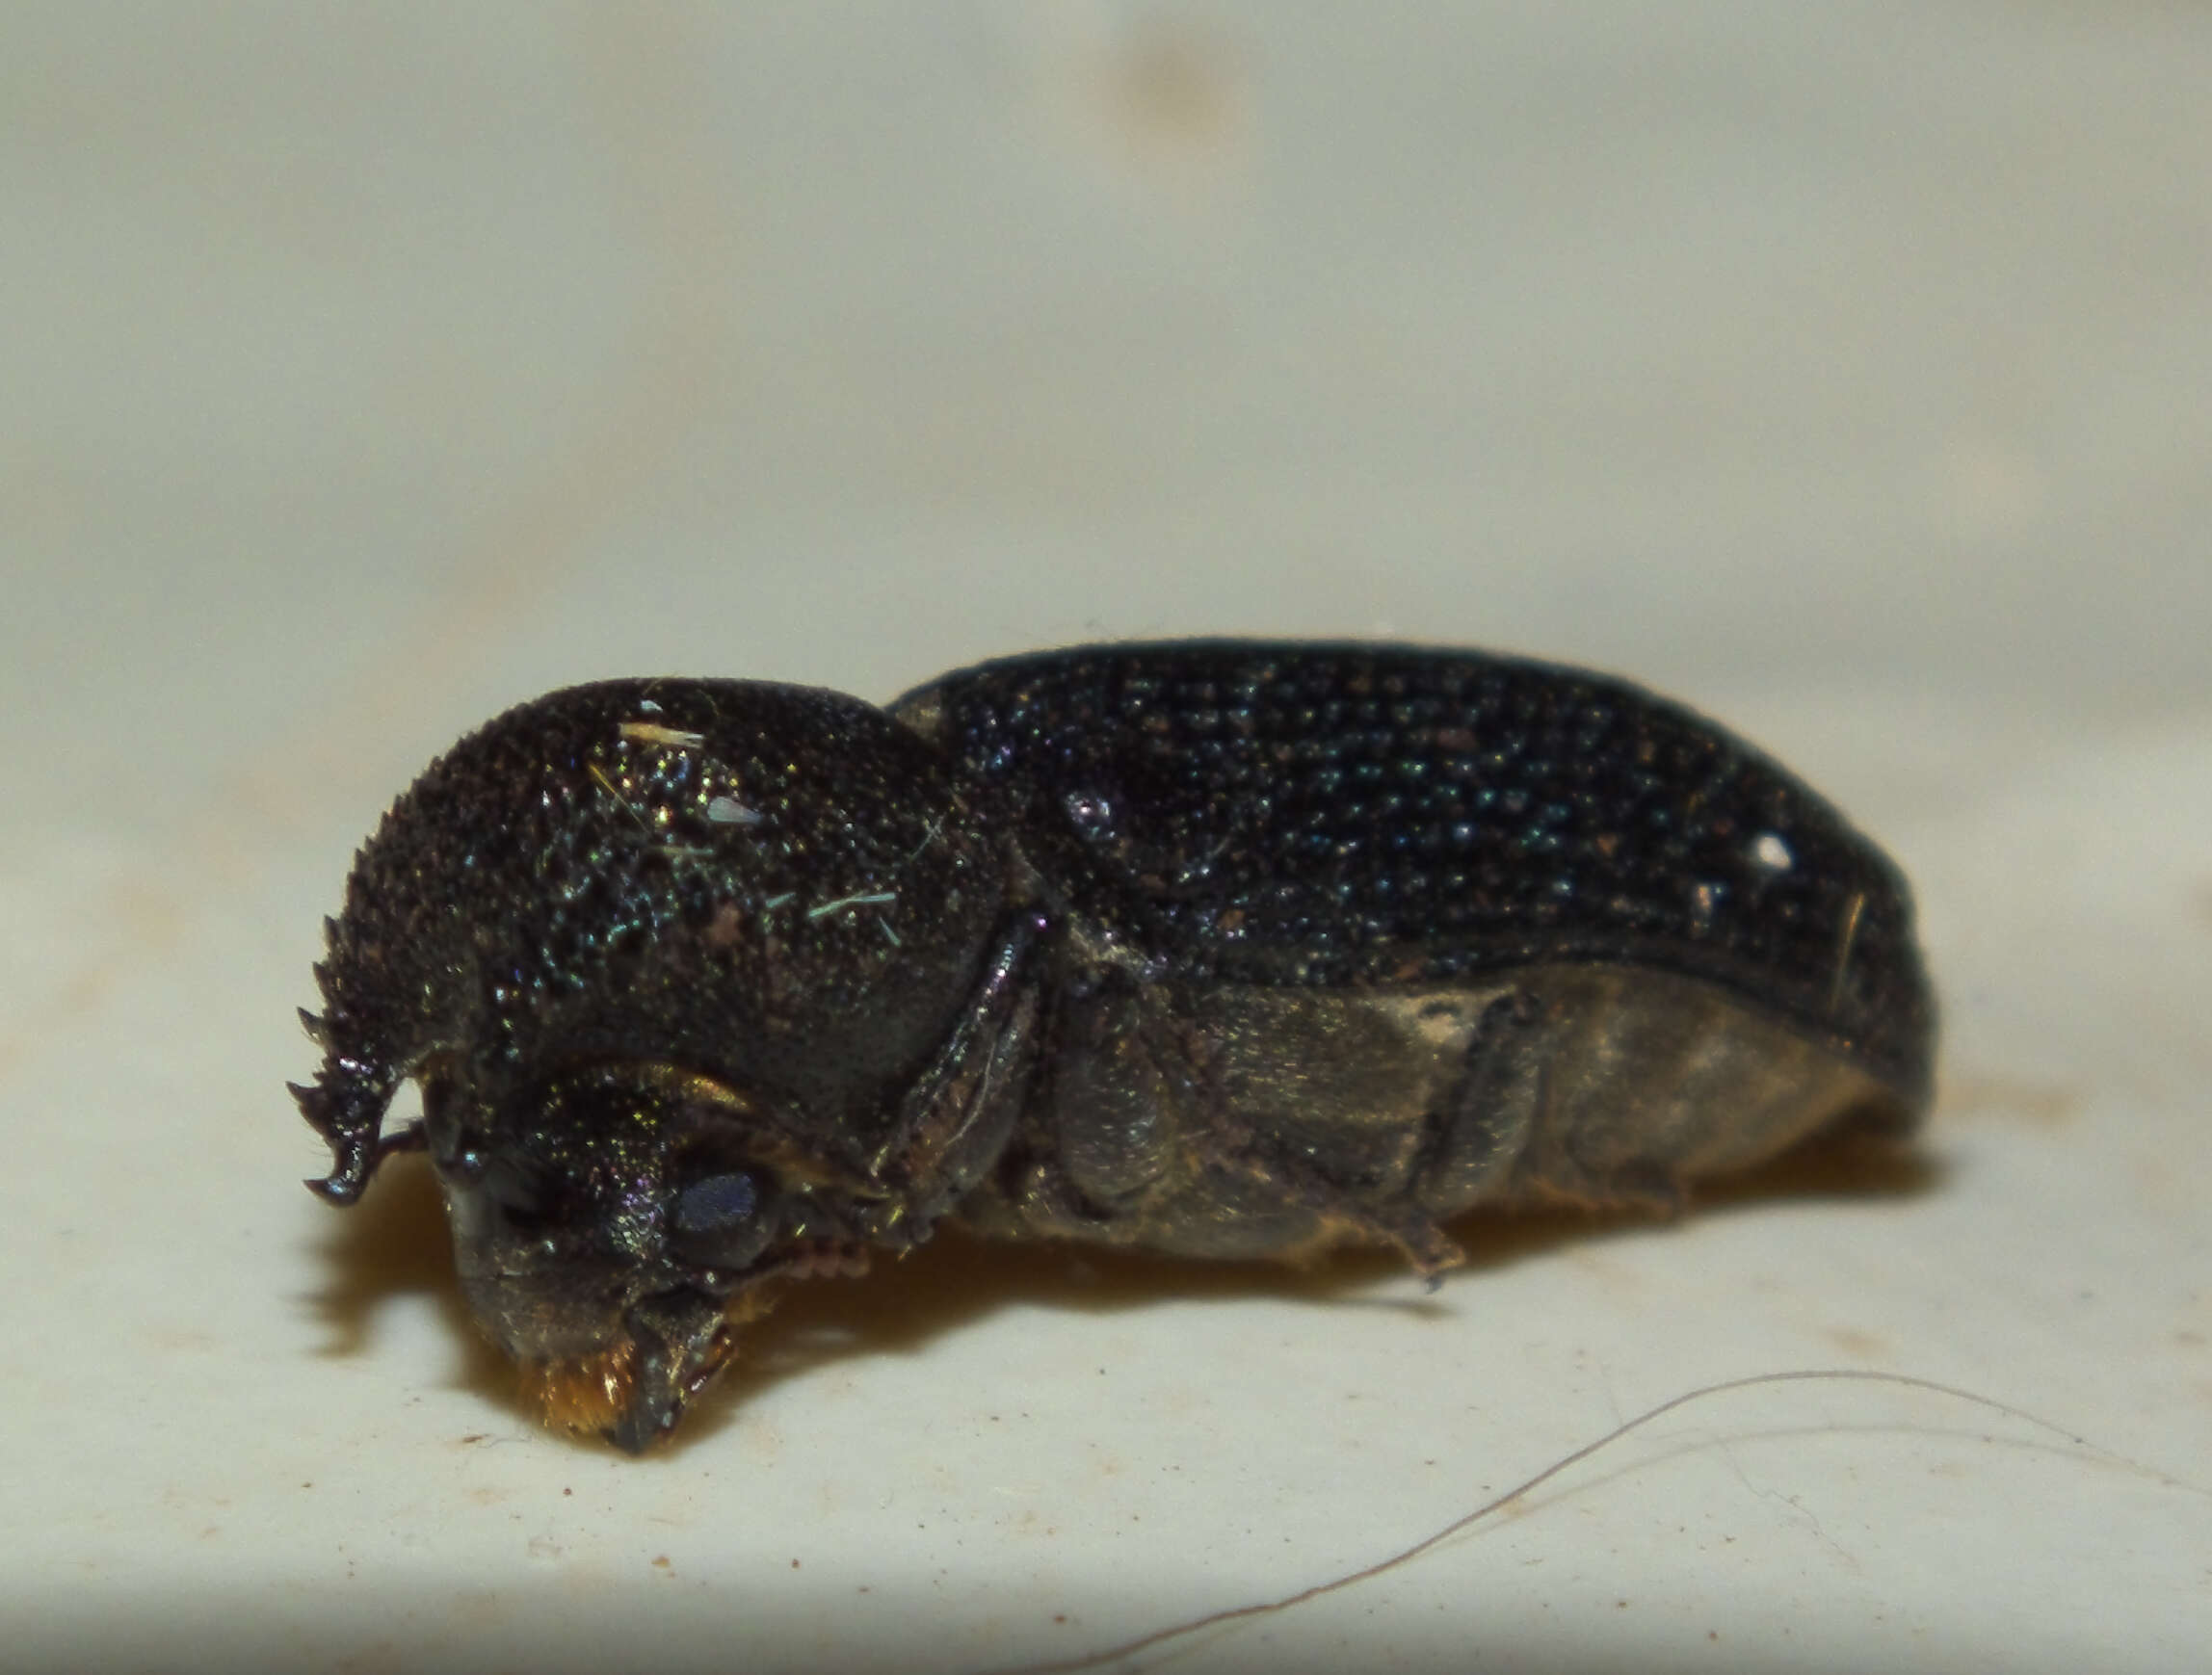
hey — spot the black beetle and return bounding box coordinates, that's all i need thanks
[294,641,1934,1452]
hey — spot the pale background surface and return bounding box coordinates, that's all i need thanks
[3,5,2208,1672]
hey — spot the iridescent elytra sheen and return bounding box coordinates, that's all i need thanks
[294,642,1935,1451]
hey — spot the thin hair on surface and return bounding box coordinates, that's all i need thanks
[988,1367,2202,1675]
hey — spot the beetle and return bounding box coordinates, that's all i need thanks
[293,641,1935,1452]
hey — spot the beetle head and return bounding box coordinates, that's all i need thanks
[426,1061,877,1453]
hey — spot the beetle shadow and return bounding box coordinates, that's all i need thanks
[303,1131,1939,1450]
[307,1133,1937,1451]
[303,1152,516,1405]
[692,1127,1938,1442]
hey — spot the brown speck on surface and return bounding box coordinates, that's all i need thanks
[1939,1072,2083,1130]
[790,1557,801,1569]
[1824,1326,1887,1359]
[1040,10,1253,213]
[652,1555,671,1570]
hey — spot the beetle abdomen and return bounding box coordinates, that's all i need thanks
[958,960,1909,1264]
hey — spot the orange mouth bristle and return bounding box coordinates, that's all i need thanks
[520,1342,638,1434]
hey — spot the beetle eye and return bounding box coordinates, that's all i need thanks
[670,1167,780,1270]
[675,1170,759,1236]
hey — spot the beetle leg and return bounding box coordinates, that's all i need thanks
[860,907,1047,1227]
[1182,1113,1468,1280]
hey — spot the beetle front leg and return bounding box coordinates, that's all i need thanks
[857,907,1048,1237]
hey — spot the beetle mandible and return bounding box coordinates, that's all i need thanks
[293,641,1935,1452]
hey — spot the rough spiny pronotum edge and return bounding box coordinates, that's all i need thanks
[295,642,1935,1449]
